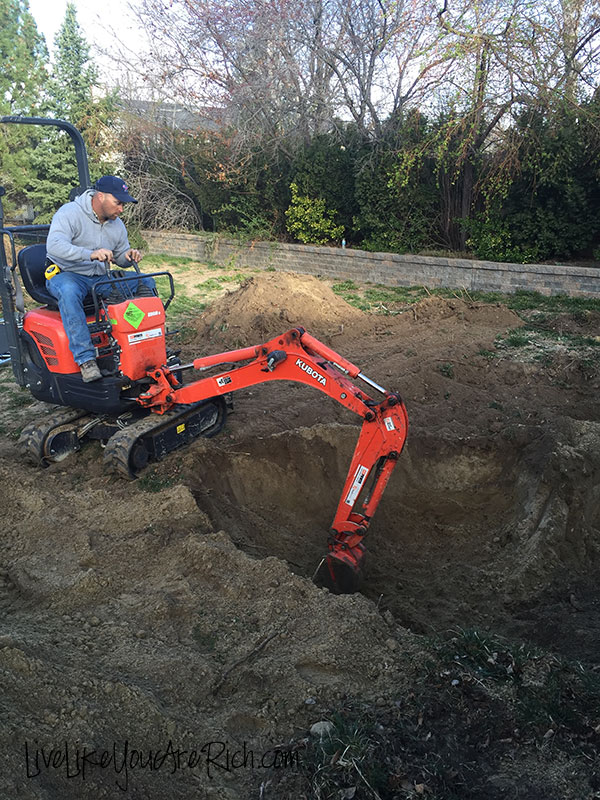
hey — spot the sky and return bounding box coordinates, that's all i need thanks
[27,0,144,84]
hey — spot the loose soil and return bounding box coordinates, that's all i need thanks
[1,270,600,799]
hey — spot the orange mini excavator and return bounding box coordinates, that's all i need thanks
[0,116,408,594]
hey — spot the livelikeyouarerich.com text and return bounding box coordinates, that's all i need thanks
[24,739,300,791]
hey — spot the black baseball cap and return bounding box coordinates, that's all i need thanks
[94,175,138,204]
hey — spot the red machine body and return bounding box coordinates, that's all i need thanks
[23,307,82,373]
[23,296,167,381]
[108,296,167,380]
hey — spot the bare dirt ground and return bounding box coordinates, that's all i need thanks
[1,268,600,799]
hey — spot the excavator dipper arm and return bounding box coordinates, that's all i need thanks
[137,327,408,593]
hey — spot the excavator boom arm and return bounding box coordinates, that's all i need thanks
[137,327,408,592]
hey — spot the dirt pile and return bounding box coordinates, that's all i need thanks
[194,271,363,347]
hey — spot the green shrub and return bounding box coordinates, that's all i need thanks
[285,182,344,245]
[466,217,541,264]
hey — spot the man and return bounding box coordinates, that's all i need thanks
[46,175,155,382]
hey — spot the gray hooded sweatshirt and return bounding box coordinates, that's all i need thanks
[46,190,132,276]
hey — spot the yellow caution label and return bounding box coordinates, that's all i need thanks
[176,424,186,434]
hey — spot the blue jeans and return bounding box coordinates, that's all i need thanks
[46,270,156,365]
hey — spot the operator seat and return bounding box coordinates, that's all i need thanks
[17,243,147,312]
[17,243,60,308]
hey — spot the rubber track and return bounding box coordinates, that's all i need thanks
[102,404,221,479]
[18,407,89,466]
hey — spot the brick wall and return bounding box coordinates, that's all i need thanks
[142,231,600,298]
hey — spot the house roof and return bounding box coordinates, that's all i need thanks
[122,99,223,132]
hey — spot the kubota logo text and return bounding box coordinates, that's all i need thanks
[296,358,327,386]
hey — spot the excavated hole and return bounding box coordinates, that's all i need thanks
[187,422,600,659]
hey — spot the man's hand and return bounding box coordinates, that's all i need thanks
[126,248,143,263]
[90,248,114,262]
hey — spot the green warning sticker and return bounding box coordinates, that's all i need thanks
[123,302,145,329]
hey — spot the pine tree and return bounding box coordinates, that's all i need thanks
[0,0,49,216]
[28,2,117,220]
[50,2,99,122]
[0,0,47,114]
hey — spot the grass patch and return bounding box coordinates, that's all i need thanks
[364,286,430,304]
[330,282,600,318]
[197,277,224,291]
[496,323,600,355]
[440,627,536,684]
[298,709,391,798]
[166,322,199,346]
[332,279,359,292]
[344,294,373,311]
[532,351,555,367]
[524,325,600,349]
[166,295,206,317]
[137,469,176,493]
[7,389,36,408]
[499,328,531,348]
[264,628,600,799]
[504,290,600,314]
[444,628,600,759]
[153,275,207,322]
[142,253,195,267]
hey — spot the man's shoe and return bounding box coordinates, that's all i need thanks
[80,359,102,383]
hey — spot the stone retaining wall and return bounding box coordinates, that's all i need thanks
[142,231,600,298]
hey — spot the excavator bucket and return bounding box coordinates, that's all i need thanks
[313,541,366,594]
